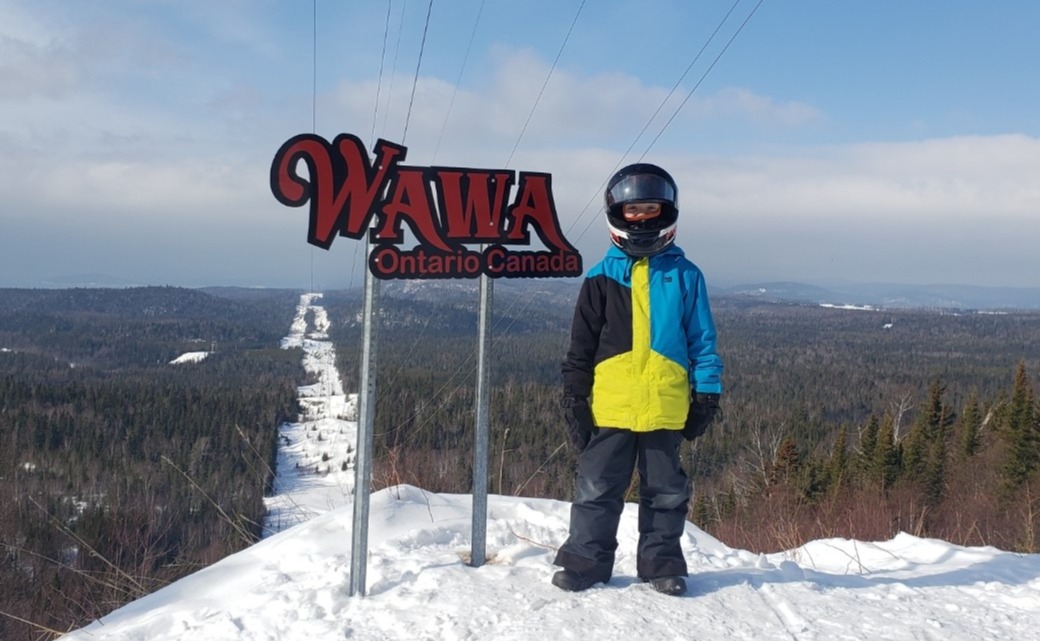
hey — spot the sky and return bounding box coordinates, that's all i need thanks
[3,0,1040,290]
[58,294,1040,640]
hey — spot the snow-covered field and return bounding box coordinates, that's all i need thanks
[59,293,1040,641]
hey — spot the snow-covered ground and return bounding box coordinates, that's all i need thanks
[60,486,1040,641]
[264,293,358,535]
[58,293,1040,640]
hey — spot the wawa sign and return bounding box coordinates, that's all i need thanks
[270,133,583,279]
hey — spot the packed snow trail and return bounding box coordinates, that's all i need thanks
[263,293,358,535]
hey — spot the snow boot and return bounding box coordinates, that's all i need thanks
[551,569,605,592]
[646,576,686,596]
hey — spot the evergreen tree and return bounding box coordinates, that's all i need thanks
[771,437,801,487]
[957,391,983,460]
[797,456,829,502]
[692,494,712,529]
[922,404,952,506]
[828,426,849,489]
[1001,362,1039,496]
[873,414,901,491]
[903,379,953,480]
[856,414,880,478]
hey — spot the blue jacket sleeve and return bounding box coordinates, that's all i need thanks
[683,267,723,394]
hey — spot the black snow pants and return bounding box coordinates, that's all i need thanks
[553,427,690,581]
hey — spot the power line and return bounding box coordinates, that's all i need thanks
[638,0,766,161]
[371,1,393,149]
[402,0,434,146]
[377,1,487,405]
[374,0,587,443]
[310,0,318,294]
[504,0,586,169]
[568,0,765,247]
[495,0,767,339]
[366,0,767,446]
[355,2,396,296]
[432,0,486,163]
[311,0,317,134]
[379,0,409,138]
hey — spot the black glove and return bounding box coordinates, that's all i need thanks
[562,395,596,453]
[683,392,719,441]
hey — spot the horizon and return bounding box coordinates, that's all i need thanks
[11,275,1040,293]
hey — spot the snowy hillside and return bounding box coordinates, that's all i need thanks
[58,293,1040,641]
[60,487,1040,641]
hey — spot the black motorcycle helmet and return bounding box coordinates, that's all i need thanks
[605,163,679,257]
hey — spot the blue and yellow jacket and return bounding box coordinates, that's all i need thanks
[562,245,723,431]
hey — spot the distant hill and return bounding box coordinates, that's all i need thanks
[717,281,1040,311]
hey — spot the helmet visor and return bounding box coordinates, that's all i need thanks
[605,173,677,208]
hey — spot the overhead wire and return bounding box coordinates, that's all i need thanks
[370,1,394,149]
[570,0,751,245]
[372,0,484,438]
[365,0,766,456]
[379,0,409,138]
[378,0,486,404]
[309,0,318,295]
[374,0,438,410]
[352,1,397,295]
[568,0,743,243]
[432,0,486,163]
[505,0,586,170]
[464,1,767,475]
[377,0,587,449]
[402,0,435,145]
[491,0,765,341]
[483,0,585,337]
[637,0,766,161]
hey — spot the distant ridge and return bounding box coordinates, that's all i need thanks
[9,277,1040,311]
[717,281,1040,311]
[41,273,140,288]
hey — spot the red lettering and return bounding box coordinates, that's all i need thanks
[375,168,452,252]
[434,169,515,242]
[504,173,575,253]
[270,134,405,249]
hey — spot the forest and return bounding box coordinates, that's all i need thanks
[1,283,1039,639]
[0,287,301,639]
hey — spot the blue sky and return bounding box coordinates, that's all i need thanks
[2,0,1039,289]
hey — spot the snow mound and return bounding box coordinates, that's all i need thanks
[169,351,210,364]
[60,486,1040,641]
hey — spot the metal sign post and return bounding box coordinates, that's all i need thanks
[349,238,379,597]
[470,270,493,567]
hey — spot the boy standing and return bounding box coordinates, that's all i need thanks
[553,163,723,596]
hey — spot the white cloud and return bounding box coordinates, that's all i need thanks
[328,48,821,166]
[676,134,1040,223]
[695,86,823,127]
